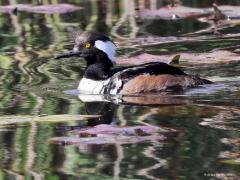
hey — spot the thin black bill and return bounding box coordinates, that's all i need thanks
[55,50,81,59]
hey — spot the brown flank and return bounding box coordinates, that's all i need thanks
[120,74,207,94]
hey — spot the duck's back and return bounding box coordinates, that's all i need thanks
[105,62,212,94]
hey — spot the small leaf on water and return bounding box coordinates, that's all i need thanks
[51,124,168,145]
[51,135,165,145]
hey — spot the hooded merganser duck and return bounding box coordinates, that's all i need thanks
[56,31,212,94]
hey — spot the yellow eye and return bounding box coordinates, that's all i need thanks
[85,42,91,48]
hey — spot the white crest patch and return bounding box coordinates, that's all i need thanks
[95,40,116,62]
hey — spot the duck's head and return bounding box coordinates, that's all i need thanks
[55,31,116,65]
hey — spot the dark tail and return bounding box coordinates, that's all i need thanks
[192,75,213,85]
[200,78,213,84]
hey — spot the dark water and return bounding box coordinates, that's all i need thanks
[0,0,240,179]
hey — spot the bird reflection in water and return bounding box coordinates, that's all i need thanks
[78,92,192,126]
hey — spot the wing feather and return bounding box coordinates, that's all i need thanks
[103,62,211,94]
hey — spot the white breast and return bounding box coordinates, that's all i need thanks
[78,78,110,94]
